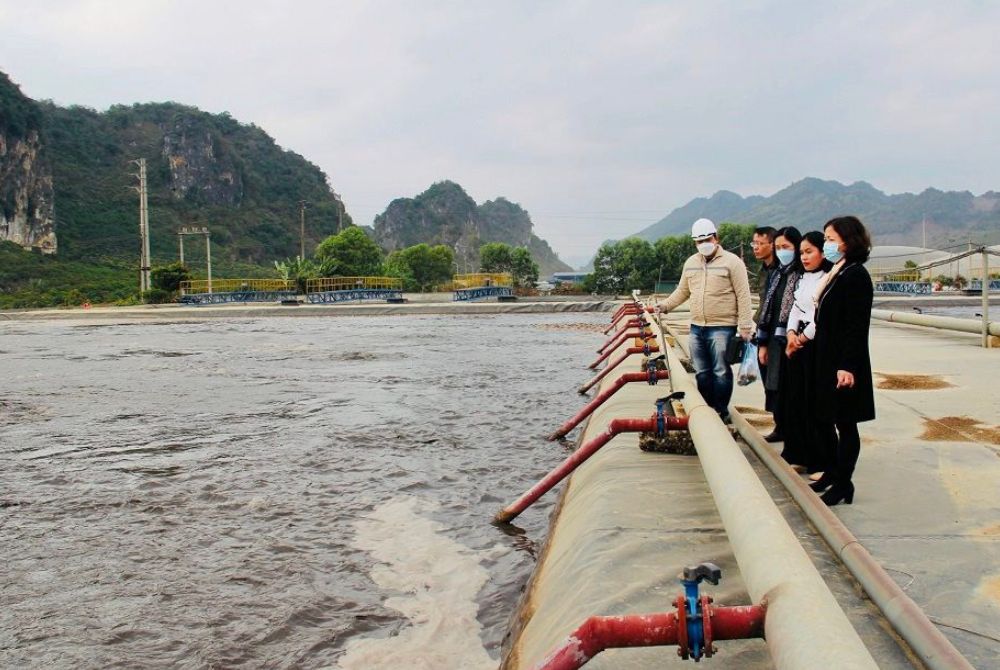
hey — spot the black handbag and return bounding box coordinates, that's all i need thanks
[724,334,746,366]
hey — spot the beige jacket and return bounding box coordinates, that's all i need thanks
[658,248,753,332]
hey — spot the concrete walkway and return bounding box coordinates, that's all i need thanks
[731,319,1000,667]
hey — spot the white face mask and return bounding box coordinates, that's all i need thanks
[697,241,716,257]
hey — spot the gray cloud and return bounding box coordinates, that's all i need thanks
[2,0,998,263]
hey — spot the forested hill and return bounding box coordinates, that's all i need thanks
[374,181,571,275]
[40,99,350,264]
[636,178,1000,247]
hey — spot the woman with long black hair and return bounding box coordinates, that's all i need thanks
[755,226,803,445]
[809,216,876,506]
[782,231,833,472]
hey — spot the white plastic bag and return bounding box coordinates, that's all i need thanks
[737,342,760,386]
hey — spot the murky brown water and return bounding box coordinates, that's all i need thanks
[0,313,605,668]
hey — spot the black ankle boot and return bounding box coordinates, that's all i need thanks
[809,473,834,492]
[821,482,855,506]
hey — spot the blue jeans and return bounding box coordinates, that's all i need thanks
[689,325,736,417]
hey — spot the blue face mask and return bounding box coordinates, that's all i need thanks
[823,241,844,263]
[776,249,795,266]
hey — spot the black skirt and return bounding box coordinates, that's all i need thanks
[780,340,830,472]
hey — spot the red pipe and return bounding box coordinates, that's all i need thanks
[578,345,659,394]
[495,415,687,523]
[589,331,652,369]
[532,605,766,670]
[597,319,645,353]
[608,308,635,326]
[610,301,639,322]
[606,306,640,326]
[597,324,650,355]
[548,371,670,440]
[604,307,641,333]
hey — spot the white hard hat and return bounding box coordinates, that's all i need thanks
[691,218,717,240]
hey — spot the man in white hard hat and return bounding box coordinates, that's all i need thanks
[656,218,753,421]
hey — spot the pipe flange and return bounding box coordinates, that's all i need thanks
[674,594,690,660]
[701,594,716,658]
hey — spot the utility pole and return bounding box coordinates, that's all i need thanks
[178,232,185,265]
[980,246,989,348]
[130,158,151,293]
[298,200,308,260]
[205,228,212,293]
[141,159,150,292]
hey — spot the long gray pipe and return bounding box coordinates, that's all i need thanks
[664,321,975,670]
[871,308,999,337]
[647,312,879,669]
[728,410,976,670]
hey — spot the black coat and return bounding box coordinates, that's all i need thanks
[813,262,876,424]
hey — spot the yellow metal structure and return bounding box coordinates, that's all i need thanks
[306,276,403,293]
[452,273,513,288]
[180,279,293,295]
[869,267,921,282]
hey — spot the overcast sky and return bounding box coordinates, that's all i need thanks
[2,1,999,265]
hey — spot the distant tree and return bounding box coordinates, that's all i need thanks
[150,262,191,293]
[479,242,515,272]
[653,235,691,283]
[142,288,172,304]
[904,260,918,269]
[384,243,455,291]
[314,226,383,277]
[479,242,539,287]
[274,257,318,293]
[953,274,968,289]
[510,247,539,287]
[932,274,953,287]
[425,245,456,289]
[590,238,657,294]
[717,222,756,260]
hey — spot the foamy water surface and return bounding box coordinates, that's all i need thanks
[0,314,605,668]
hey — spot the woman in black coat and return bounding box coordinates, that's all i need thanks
[810,216,875,506]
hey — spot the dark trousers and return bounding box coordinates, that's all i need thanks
[819,421,861,483]
[689,325,736,417]
[760,362,782,432]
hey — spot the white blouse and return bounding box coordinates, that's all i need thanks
[787,269,827,341]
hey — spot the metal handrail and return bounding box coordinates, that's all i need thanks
[179,279,293,295]
[453,273,513,288]
[306,276,403,292]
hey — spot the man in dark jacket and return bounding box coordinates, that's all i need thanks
[751,226,782,441]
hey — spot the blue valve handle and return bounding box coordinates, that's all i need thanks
[655,399,667,436]
[653,392,683,436]
[678,562,722,661]
[682,578,705,660]
[646,357,660,385]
